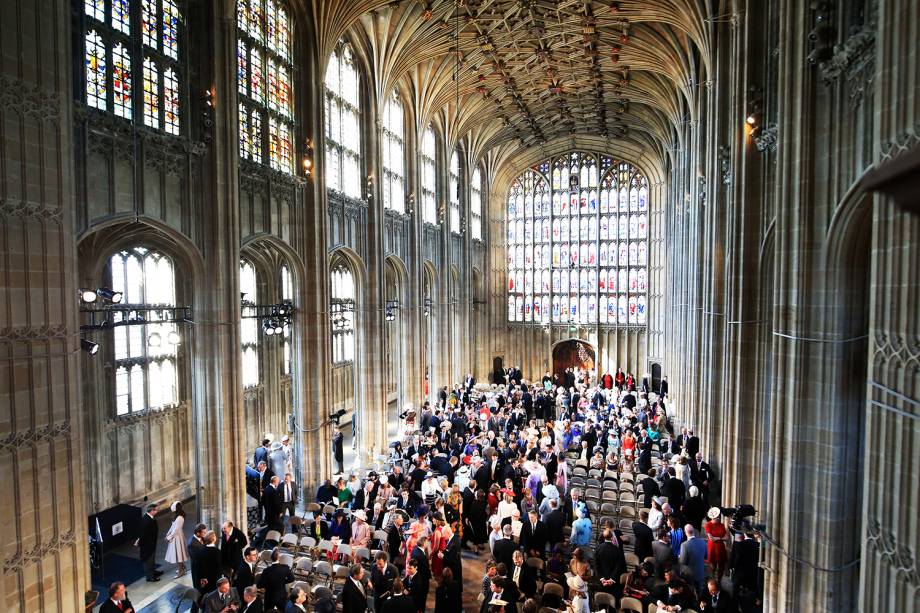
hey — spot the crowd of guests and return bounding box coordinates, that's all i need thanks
[116,365,760,613]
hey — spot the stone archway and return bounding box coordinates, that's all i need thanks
[551,339,596,381]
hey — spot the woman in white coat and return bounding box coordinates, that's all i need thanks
[164,501,188,577]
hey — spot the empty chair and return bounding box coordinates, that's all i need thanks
[279,553,295,568]
[265,530,282,545]
[602,490,617,503]
[288,516,304,536]
[619,518,634,533]
[542,581,564,601]
[620,596,644,613]
[354,547,371,565]
[291,580,311,594]
[619,481,636,493]
[316,539,334,559]
[294,557,313,578]
[600,502,617,516]
[333,543,352,564]
[588,469,604,479]
[258,549,273,568]
[586,478,602,489]
[312,560,333,585]
[603,479,618,490]
[594,591,616,611]
[373,530,388,547]
[625,552,640,567]
[321,503,337,516]
[570,477,586,489]
[304,502,322,514]
[280,533,299,552]
[619,472,635,482]
[619,491,636,504]
[312,584,334,601]
[585,488,601,500]
[586,500,600,515]
[573,467,588,477]
[300,536,317,552]
[619,506,637,519]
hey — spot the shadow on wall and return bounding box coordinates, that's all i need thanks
[552,339,595,380]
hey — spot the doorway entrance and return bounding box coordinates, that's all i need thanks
[551,339,596,381]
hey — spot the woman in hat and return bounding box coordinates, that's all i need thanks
[164,501,188,578]
[329,509,351,542]
[566,574,590,613]
[705,507,729,581]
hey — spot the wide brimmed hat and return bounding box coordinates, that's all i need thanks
[566,575,587,593]
[353,510,367,521]
[707,507,721,520]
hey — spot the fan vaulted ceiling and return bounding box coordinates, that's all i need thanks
[314,0,715,172]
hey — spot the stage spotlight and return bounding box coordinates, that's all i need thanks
[96,287,123,303]
[81,339,99,355]
[148,332,162,347]
[273,321,284,335]
[167,330,181,345]
[79,288,98,303]
[264,321,276,336]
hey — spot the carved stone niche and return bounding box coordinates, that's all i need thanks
[864,132,920,216]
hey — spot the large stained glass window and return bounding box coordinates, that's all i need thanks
[381,92,405,213]
[506,152,648,326]
[471,167,483,240]
[109,247,180,415]
[449,150,461,233]
[82,0,183,134]
[421,126,437,224]
[325,44,362,198]
[237,0,295,173]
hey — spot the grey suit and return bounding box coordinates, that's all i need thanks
[678,535,708,589]
[203,587,242,613]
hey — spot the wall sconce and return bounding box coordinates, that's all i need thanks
[407,193,415,216]
[424,297,432,318]
[746,86,763,135]
[302,138,314,178]
[365,175,374,201]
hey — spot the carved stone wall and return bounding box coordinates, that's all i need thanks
[0,0,89,610]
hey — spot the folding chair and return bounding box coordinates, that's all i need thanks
[586,478,602,489]
[300,536,317,555]
[619,505,637,519]
[602,490,617,503]
[620,596,644,613]
[280,533,299,553]
[279,553,295,568]
[294,557,313,580]
[625,552,640,567]
[600,502,617,516]
[312,560,333,587]
[593,591,616,611]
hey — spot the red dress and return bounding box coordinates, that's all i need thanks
[705,520,728,564]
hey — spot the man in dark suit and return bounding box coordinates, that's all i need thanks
[661,468,686,510]
[442,528,462,581]
[652,529,674,578]
[257,548,295,611]
[255,461,273,524]
[279,473,298,525]
[234,547,259,594]
[700,577,736,611]
[595,528,627,596]
[339,564,368,613]
[386,513,405,566]
[473,459,492,490]
[202,578,241,613]
[492,525,516,571]
[543,498,565,551]
[519,509,547,558]
[404,558,428,613]
[99,582,134,613]
[640,469,661,508]
[262,476,284,531]
[220,521,248,577]
[381,578,414,613]
[187,523,208,611]
[730,531,760,595]
[370,552,398,612]
[509,551,537,600]
[136,503,161,581]
[239,586,263,613]
[633,511,655,561]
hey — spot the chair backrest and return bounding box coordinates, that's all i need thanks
[317,539,334,552]
[373,530,388,542]
[542,582,564,598]
[266,530,282,542]
[603,479,618,490]
[355,547,371,561]
[296,558,313,571]
[313,560,333,576]
[602,490,617,502]
[619,519,634,533]
[336,544,353,558]
[620,596,644,613]
[647,604,658,613]
[301,536,317,549]
[619,572,631,585]
[573,467,588,477]
[526,556,545,571]
[619,506,637,518]
[312,585,334,600]
[594,591,616,609]
[292,580,310,593]
[620,491,636,502]
[279,553,295,567]
[282,533,298,546]
[625,552,640,567]
[585,488,601,499]
[600,502,617,515]
[259,550,273,564]
[586,478,601,489]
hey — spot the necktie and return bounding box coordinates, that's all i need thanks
[116,602,124,611]
[286,484,291,502]
[513,566,521,585]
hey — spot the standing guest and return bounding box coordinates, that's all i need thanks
[279,473,298,525]
[188,523,208,609]
[405,558,428,613]
[202,577,241,613]
[257,548,295,611]
[633,509,655,561]
[284,585,308,613]
[519,509,547,558]
[99,582,134,613]
[136,503,162,582]
[165,501,189,578]
[370,552,398,612]
[595,528,627,597]
[339,564,368,613]
[280,434,294,475]
[239,586,263,613]
[332,427,345,475]
[567,575,591,613]
[434,566,462,613]
[510,551,538,600]
[263,476,283,531]
[381,579,414,613]
[704,508,729,582]
[234,547,259,594]
[667,516,686,559]
[220,520,248,578]
[652,529,673,577]
[678,524,708,592]
[569,506,592,547]
[198,531,223,596]
[442,522,462,581]
[386,512,405,564]
[492,524,517,570]
[253,439,271,467]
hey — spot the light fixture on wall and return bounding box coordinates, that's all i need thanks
[424,297,432,318]
[243,298,296,338]
[365,174,374,201]
[746,86,763,136]
[79,288,98,303]
[385,299,400,322]
[81,338,99,355]
[96,287,123,303]
[148,332,162,348]
[303,138,314,178]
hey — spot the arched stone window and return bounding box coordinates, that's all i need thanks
[381,92,405,213]
[108,247,180,415]
[449,149,461,233]
[330,263,355,364]
[240,259,260,387]
[420,125,437,223]
[325,43,362,198]
[470,166,483,240]
[280,264,293,376]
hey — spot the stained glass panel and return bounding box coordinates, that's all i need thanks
[112,43,132,119]
[142,0,158,48]
[113,0,131,33]
[85,31,108,110]
[325,44,362,196]
[163,68,179,134]
[162,0,180,59]
[143,58,160,129]
[85,0,105,22]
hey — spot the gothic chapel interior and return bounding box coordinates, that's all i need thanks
[1,0,918,611]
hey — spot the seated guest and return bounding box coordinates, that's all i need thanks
[99,582,133,613]
[202,577,241,613]
[239,586,262,613]
[284,585,308,613]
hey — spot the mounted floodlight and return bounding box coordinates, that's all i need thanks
[147,332,162,348]
[81,339,99,354]
[96,287,123,303]
[167,330,181,345]
[80,288,98,303]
